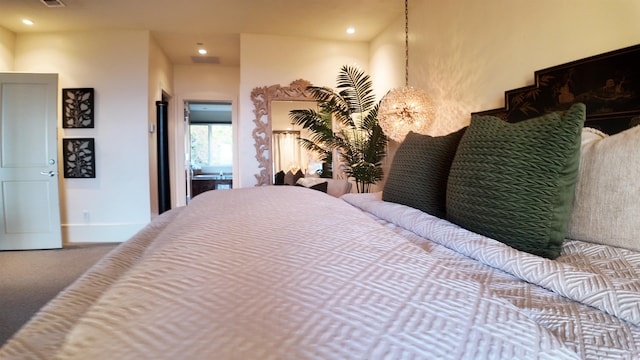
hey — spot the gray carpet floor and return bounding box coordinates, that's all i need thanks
[0,242,120,346]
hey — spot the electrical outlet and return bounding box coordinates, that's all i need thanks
[83,210,90,223]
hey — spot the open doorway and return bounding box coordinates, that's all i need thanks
[185,101,233,201]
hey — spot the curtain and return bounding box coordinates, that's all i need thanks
[272,131,302,174]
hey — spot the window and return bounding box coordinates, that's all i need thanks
[190,123,232,167]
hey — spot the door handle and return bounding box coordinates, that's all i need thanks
[40,171,56,177]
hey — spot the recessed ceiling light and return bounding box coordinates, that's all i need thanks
[196,42,207,55]
[22,19,34,26]
[346,27,355,35]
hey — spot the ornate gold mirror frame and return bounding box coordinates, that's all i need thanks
[251,79,315,186]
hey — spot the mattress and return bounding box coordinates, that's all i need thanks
[1,186,638,359]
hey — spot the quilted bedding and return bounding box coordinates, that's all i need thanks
[1,186,639,359]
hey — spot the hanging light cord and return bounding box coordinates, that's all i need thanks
[404,0,409,87]
[378,0,435,142]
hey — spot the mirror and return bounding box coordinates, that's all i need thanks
[271,101,325,181]
[251,79,317,186]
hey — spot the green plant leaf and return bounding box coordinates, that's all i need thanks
[287,65,388,192]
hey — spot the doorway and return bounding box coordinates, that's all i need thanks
[184,101,233,200]
[156,93,171,214]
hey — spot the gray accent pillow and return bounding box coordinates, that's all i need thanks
[446,103,586,259]
[382,128,467,218]
[566,126,640,251]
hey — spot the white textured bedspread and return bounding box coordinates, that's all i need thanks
[1,187,638,359]
[344,192,640,359]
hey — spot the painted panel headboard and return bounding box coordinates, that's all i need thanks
[473,44,640,134]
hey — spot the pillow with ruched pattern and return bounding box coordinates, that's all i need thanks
[383,128,467,218]
[446,103,586,259]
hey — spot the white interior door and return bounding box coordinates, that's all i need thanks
[0,73,61,250]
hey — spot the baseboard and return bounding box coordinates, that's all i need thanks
[62,223,147,243]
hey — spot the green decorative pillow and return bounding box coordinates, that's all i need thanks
[446,103,586,259]
[383,128,467,218]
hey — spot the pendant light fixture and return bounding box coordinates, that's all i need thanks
[378,0,435,142]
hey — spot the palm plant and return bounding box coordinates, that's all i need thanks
[289,65,387,193]
[293,108,334,178]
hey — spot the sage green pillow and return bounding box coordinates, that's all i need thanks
[383,128,466,218]
[446,103,586,259]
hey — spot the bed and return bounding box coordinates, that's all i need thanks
[1,46,639,359]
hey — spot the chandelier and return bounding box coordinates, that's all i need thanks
[378,0,435,142]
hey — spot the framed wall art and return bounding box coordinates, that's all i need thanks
[63,138,96,178]
[473,44,640,134]
[62,88,94,128]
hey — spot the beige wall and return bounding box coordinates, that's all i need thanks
[148,37,174,216]
[369,15,406,180]
[0,26,15,71]
[14,30,153,243]
[3,0,638,241]
[372,0,640,136]
[172,33,370,195]
[370,16,405,102]
[238,33,370,188]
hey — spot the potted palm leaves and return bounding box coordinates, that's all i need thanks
[289,65,387,193]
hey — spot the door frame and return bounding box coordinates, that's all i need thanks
[172,94,238,207]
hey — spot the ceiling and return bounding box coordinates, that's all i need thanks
[188,101,232,123]
[0,0,403,66]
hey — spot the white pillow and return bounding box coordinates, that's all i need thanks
[296,177,328,187]
[566,126,640,251]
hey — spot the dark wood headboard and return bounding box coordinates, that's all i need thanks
[473,44,640,134]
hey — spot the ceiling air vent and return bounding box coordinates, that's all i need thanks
[191,56,220,64]
[41,0,65,8]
